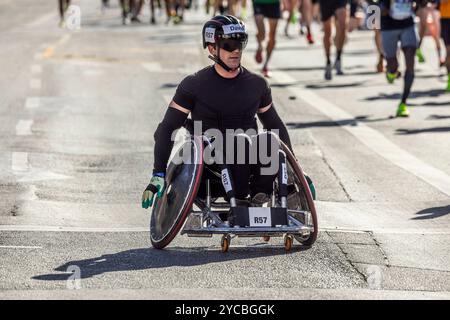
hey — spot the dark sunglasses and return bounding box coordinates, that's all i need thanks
[218,38,248,52]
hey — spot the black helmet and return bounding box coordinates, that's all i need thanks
[202,15,248,49]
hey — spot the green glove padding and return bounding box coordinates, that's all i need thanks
[142,176,165,209]
[305,175,316,200]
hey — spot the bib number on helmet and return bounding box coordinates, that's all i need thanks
[205,27,216,43]
[249,208,272,227]
[222,24,246,35]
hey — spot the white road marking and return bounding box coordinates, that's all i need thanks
[25,97,40,109]
[11,152,29,172]
[17,171,72,183]
[142,62,162,72]
[57,34,71,46]
[16,120,33,136]
[0,246,42,249]
[31,65,42,74]
[83,70,103,76]
[30,79,41,90]
[320,227,450,235]
[0,225,148,233]
[271,72,450,197]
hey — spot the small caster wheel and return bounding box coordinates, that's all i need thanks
[284,234,293,252]
[221,234,230,253]
[262,236,270,242]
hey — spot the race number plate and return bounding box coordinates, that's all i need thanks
[248,208,272,227]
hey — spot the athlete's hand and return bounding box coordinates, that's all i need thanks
[142,175,165,209]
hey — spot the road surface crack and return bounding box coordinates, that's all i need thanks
[326,231,369,285]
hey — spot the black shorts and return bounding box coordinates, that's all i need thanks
[253,2,281,19]
[442,19,450,46]
[350,0,358,18]
[319,0,347,22]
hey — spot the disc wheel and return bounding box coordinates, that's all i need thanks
[150,136,204,249]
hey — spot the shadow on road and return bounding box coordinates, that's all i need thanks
[306,82,364,90]
[365,89,447,101]
[341,70,380,76]
[409,101,450,107]
[273,66,325,72]
[160,83,178,89]
[286,115,393,129]
[427,115,450,120]
[396,126,450,135]
[345,49,376,56]
[412,205,450,220]
[32,245,309,281]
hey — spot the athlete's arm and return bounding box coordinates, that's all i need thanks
[257,103,294,153]
[153,101,190,175]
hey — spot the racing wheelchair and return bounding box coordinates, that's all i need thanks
[149,123,318,252]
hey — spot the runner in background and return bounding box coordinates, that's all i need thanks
[416,0,445,67]
[319,0,348,80]
[253,0,281,77]
[380,0,418,117]
[283,0,298,37]
[299,0,315,43]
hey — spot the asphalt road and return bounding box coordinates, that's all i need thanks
[0,0,449,299]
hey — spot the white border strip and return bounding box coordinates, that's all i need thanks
[0,225,148,233]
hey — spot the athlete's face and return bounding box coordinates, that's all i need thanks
[208,42,243,70]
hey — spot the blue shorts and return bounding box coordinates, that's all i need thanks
[381,25,419,59]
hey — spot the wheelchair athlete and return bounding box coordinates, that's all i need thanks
[142,15,311,209]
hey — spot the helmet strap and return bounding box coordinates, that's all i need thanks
[208,44,240,73]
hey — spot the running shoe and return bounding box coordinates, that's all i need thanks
[172,15,181,24]
[262,66,271,78]
[334,59,344,75]
[386,70,401,84]
[396,102,410,117]
[291,12,298,24]
[306,33,314,44]
[131,16,142,23]
[284,24,289,37]
[325,63,332,80]
[255,48,263,64]
[299,26,305,35]
[241,7,247,20]
[416,48,425,63]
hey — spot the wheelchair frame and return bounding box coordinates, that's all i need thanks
[150,133,318,252]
